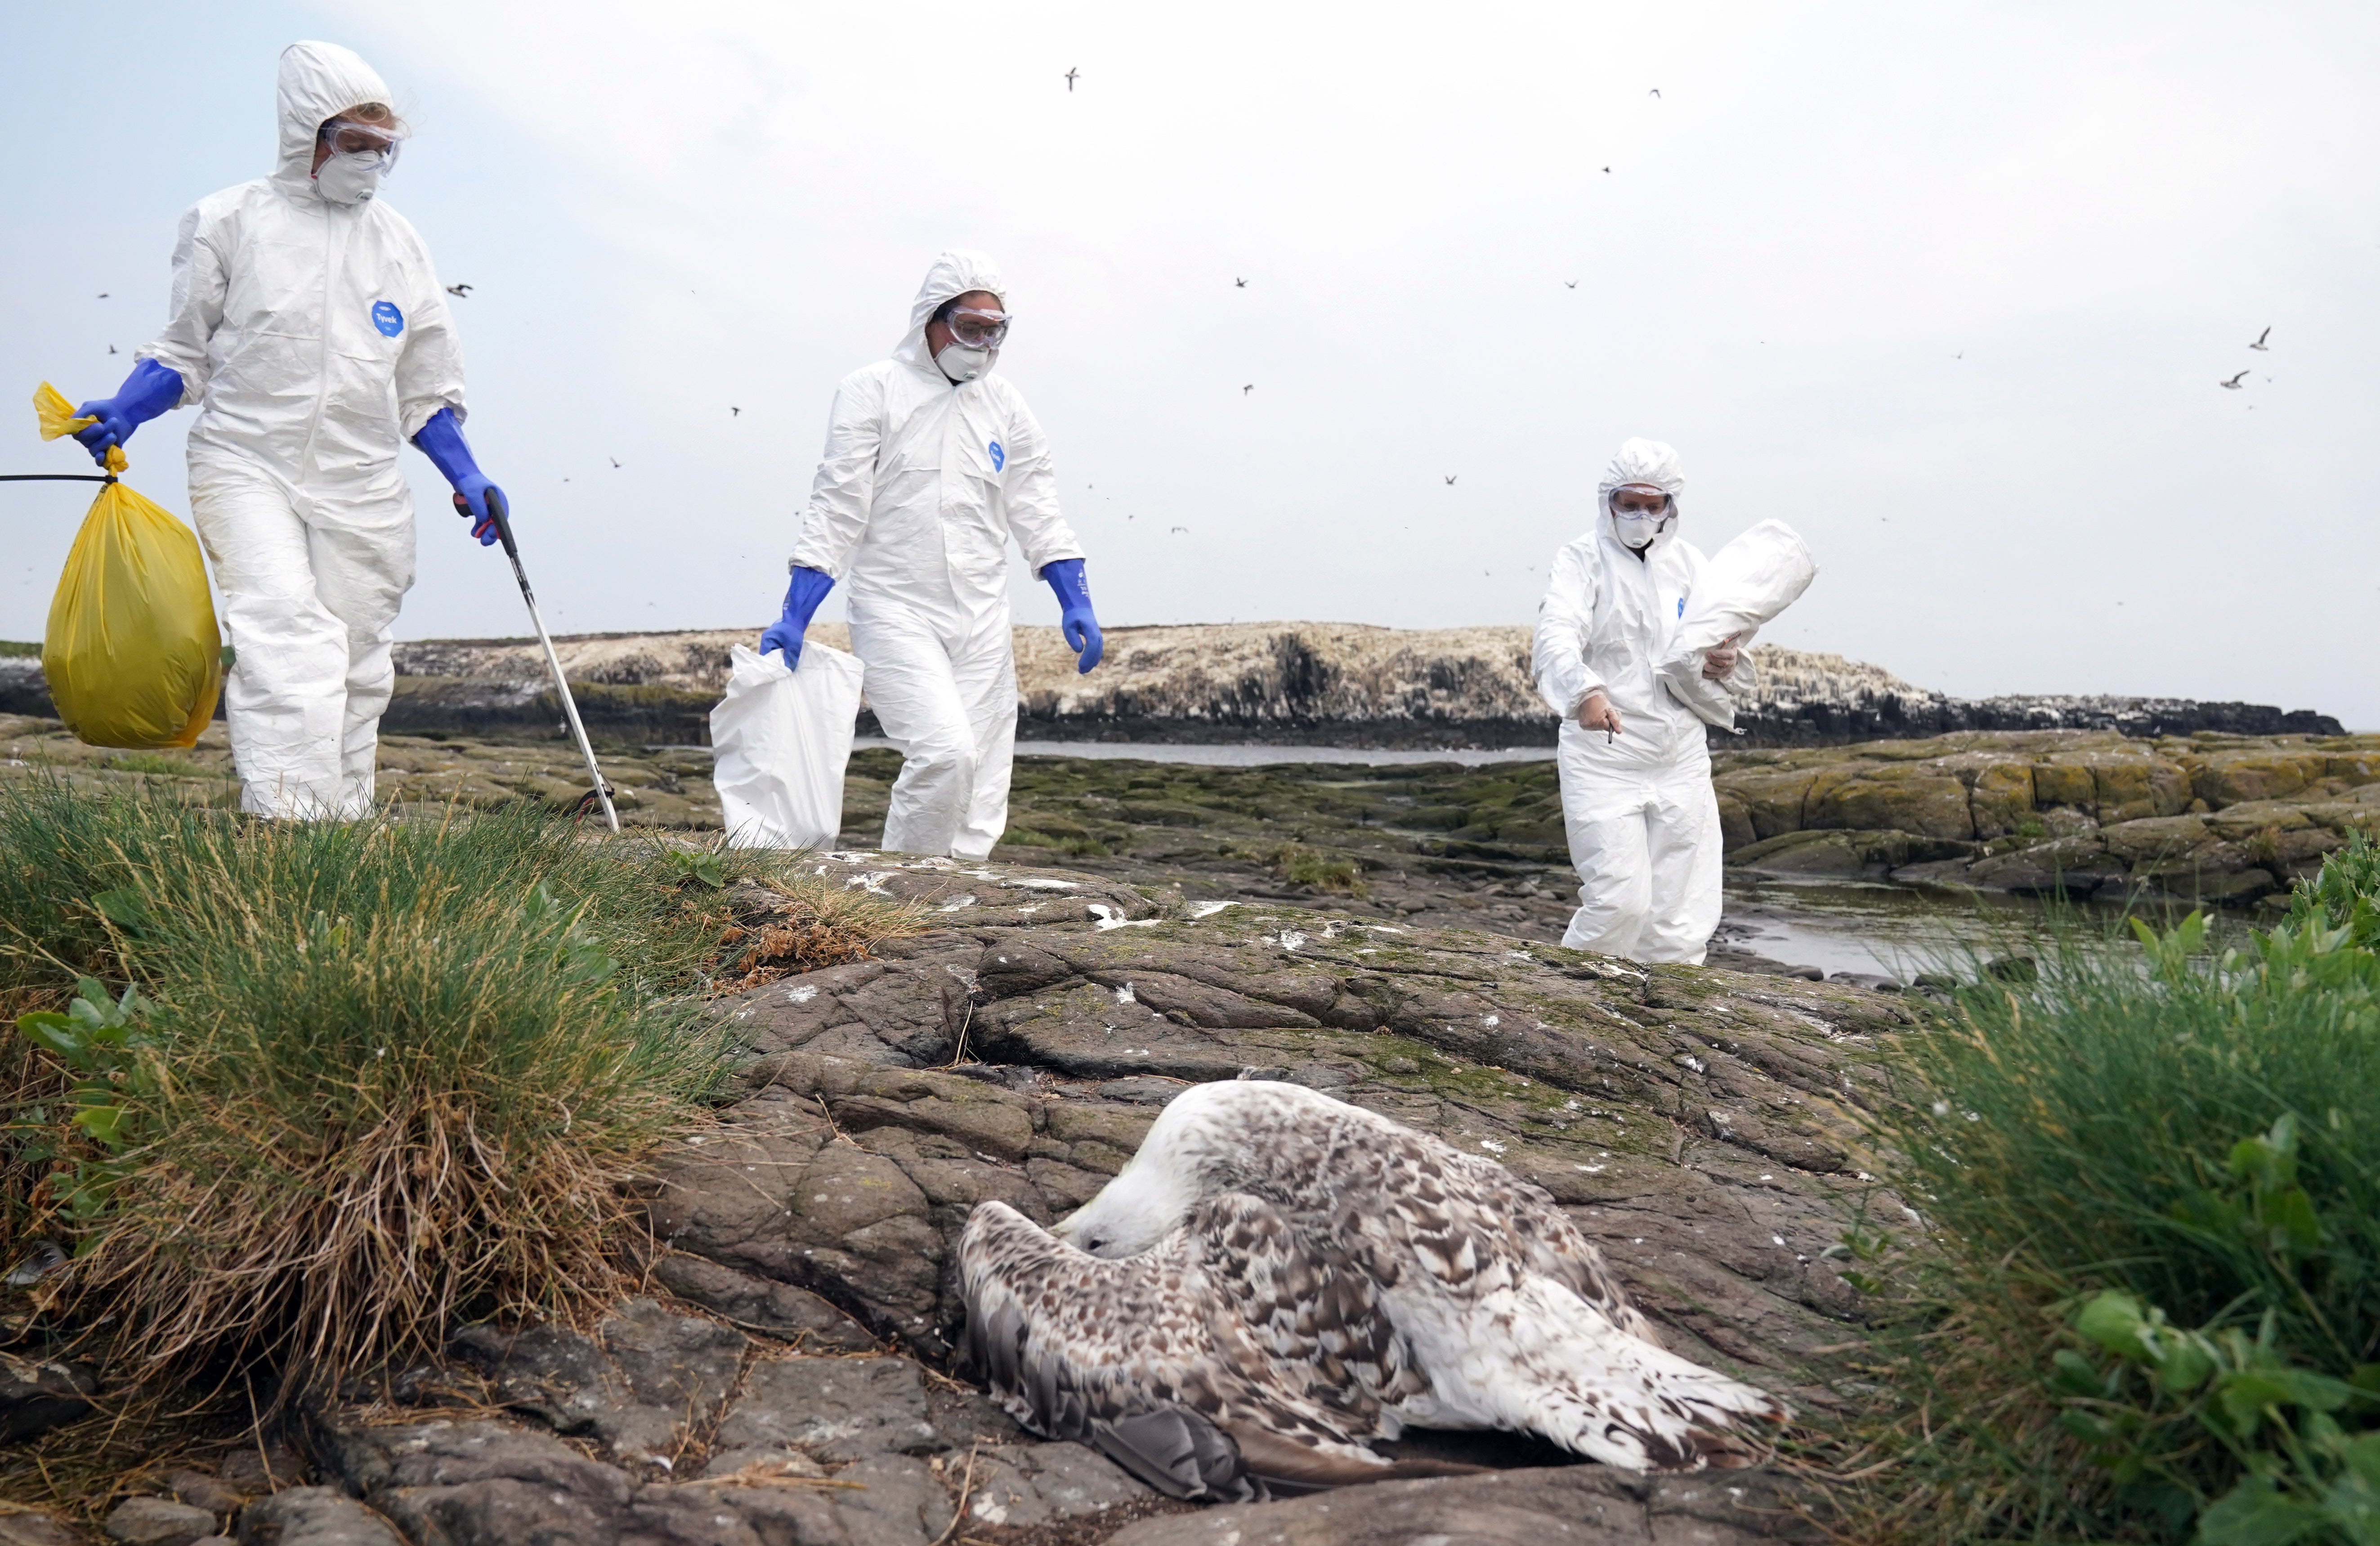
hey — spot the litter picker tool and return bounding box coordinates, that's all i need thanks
[459,488,619,833]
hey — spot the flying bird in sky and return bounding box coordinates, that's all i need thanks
[730,406,741,416]
[1564,279,1578,288]
[1648,88,1661,97]
[1170,526,1189,534]
[1243,384,1254,394]
[2249,327,2271,351]
[2219,371,2249,390]
[1445,475,1458,485]
[1065,67,1079,91]
[609,458,621,469]
[97,293,108,299]
[1235,278,1247,288]
[445,283,472,297]
[1602,166,1611,174]
[107,345,117,354]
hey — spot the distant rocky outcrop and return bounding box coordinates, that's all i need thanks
[1715,729,2380,905]
[1728,648,2342,744]
[3,625,2341,748]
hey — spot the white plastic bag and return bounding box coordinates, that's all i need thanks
[709,641,865,849]
[1657,519,1818,730]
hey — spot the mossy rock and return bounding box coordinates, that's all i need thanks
[1802,764,1975,840]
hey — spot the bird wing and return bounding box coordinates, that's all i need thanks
[1188,1189,1426,1426]
[960,1198,1407,1501]
[1317,1116,1661,1346]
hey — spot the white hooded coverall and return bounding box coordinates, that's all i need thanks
[789,251,1086,858]
[137,41,466,819]
[1530,439,1723,963]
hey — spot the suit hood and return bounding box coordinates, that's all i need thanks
[893,249,1007,377]
[272,41,395,201]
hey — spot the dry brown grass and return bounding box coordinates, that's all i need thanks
[708,870,926,992]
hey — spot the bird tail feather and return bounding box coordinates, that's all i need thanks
[1500,1279,1786,1472]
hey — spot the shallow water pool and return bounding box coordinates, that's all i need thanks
[1718,873,2253,981]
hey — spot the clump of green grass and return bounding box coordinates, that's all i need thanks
[1827,851,2380,1544]
[1000,826,1113,858]
[0,780,915,1399]
[1272,843,1366,895]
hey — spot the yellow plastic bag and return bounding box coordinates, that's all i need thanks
[32,382,223,748]
[33,381,125,475]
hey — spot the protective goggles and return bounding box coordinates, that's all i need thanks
[1607,484,1673,515]
[945,307,1011,349]
[319,118,408,166]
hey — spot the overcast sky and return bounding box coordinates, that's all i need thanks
[4,2,2375,724]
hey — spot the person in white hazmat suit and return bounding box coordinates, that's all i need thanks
[1530,439,1741,963]
[67,42,504,820]
[759,251,1103,859]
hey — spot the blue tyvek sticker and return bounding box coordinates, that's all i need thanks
[988,439,1006,472]
[371,300,404,337]
[1677,596,1687,617]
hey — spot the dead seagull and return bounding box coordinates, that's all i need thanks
[2220,371,2249,390]
[2249,326,2271,351]
[446,283,473,297]
[964,1083,1781,1501]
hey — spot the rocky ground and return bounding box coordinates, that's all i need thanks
[1,851,1910,1545]
[4,625,2337,748]
[14,713,2363,1540]
[9,716,2374,942]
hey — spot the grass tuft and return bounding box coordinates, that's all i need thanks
[0,779,916,1402]
[1272,843,1366,895]
[1819,854,2380,1544]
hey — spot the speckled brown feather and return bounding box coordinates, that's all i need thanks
[961,1194,1475,1500]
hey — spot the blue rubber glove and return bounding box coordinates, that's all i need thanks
[410,406,506,546]
[73,358,184,465]
[1042,557,1103,674]
[760,566,836,665]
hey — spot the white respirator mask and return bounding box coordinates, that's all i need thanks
[1611,508,1671,550]
[314,149,387,205]
[936,342,993,383]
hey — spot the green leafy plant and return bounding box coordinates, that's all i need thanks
[13,977,156,1224]
[2286,831,2380,954]
[1826,864,2380,1545]
[2058,1285,2380,1545]
[660,848,727,891]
